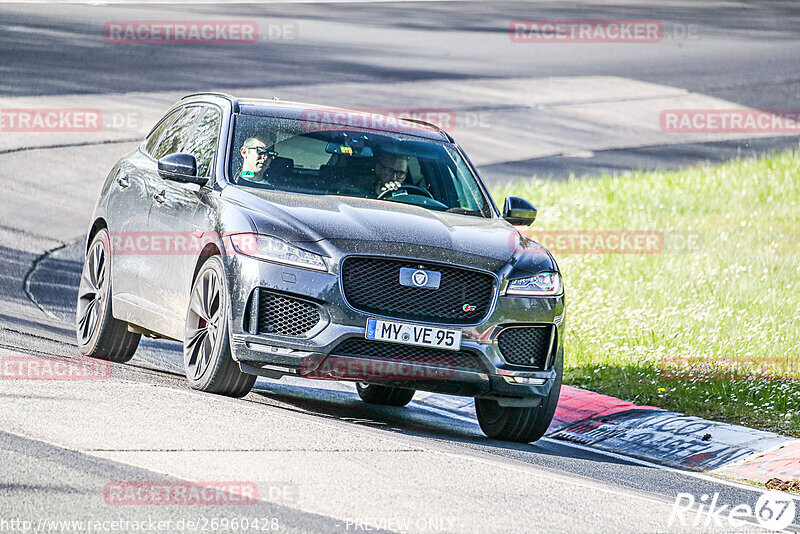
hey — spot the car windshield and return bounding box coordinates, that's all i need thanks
[228,113,491,217]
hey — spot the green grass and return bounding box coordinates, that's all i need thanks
[492,150,800,436]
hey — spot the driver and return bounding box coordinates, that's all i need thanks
[373,152,408,195]
[238,137,277,184]
[332,151,408,197]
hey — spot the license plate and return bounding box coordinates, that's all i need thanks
[365,318,462,351]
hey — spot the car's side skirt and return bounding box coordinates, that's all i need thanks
[112,294,184,341]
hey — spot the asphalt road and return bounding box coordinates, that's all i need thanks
[1,2,799,533]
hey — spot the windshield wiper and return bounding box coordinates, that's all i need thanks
[446,207,482,216]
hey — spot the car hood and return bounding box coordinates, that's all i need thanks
[221,187,554,272]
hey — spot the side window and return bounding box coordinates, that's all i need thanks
[153,107,203,160]
[182,108,221,177]
[406,156,425,188]
[144,110,180,156]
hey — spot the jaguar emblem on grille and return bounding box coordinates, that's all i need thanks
[412,270,429,287]
[399,267,441,290]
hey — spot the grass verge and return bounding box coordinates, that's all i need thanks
[492,150,800,436]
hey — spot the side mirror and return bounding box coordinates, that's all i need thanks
[503,196,537,226]
[158,153,207,186]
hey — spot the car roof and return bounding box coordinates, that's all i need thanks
[181,92,450,142]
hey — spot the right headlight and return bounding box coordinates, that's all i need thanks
[229,233,327,272]
[504,272,562,297]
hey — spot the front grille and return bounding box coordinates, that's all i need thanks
[330,338,485,372]
[497,326,553,369]
[255,290,321,337]
[341,257,495,325]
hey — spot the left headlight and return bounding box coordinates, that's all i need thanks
[504,272,562,296]
[230,234,327,271]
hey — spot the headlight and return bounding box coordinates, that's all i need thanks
[230,234,327,271]
[504,272,562,296]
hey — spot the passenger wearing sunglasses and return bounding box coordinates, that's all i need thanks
[238,137,278,184]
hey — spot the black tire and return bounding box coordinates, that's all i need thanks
[184,255,255,398]
[356,382,416,407]
[76,228,141,362]
[475,348,563,443]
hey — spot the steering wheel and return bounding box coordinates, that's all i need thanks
[377,184,434,200]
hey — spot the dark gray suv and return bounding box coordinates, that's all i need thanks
[76,93,565,442]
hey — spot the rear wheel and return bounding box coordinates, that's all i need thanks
[183,256,255,398]
[76,228,141,362]
[356,383,416,407]
[475,349,563,443]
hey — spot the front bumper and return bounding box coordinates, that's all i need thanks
[222,252,565,400]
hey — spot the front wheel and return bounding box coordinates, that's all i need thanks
[475,349,563,443]
[356,383,415,406]
[76,228,141,362]
[183,256,255,398]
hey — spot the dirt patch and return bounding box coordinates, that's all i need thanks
[765,478,800,492]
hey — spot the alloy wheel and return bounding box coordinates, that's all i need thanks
[184,268,222,380]
[77,239,106,345]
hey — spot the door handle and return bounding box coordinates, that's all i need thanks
[116,176,130,189]
[154,189,166,204]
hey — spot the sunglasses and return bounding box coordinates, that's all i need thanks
[247,146,278,157]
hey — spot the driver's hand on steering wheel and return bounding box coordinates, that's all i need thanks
[379,180,403,194]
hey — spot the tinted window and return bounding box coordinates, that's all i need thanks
[153,107,203,160]
[182,108,221,177]
[144,110,180,156]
